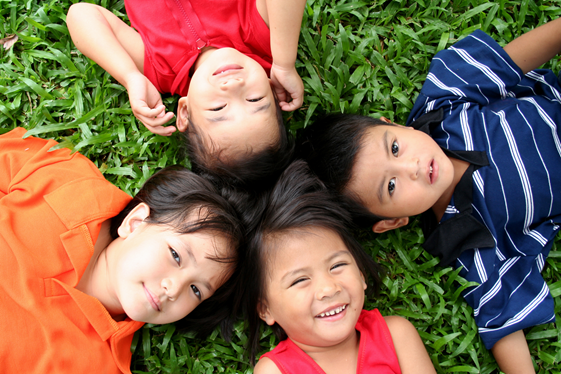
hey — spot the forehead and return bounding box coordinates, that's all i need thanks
[266,227,350,273]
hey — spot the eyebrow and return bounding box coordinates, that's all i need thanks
[205,102,271,123]
[377,130,390,204]
[279,250,352,284]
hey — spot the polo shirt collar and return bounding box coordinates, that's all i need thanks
[412,109,495,266]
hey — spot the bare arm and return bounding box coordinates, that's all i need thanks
[504,17,561,74]
[254,356,283,374]
[384,316,436,374]
[67,3,175,135]
[263,0,306,111]
[491,330,535,374]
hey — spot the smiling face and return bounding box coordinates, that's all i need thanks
[103,205,232,324]
[179,48,279,159]
[347,124,454,220]
[259,227,367,351]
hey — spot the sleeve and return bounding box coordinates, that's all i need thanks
[0,128,104,199]
[407,30,524,123]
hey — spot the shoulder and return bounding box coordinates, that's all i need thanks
[383,315,417,338]
[254,356,283,374]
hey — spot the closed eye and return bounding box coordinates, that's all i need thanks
[210,105,226,111]
[169,248,181,265]
[290,277,308,287]
[191,285,201,300]
[331,262,348,271]
[247,97,264,102]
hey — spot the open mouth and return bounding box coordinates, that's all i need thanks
[316,304,347,318]
[213,64,243,75]
[429,160,435,184]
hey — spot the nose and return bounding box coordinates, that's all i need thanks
[220,77,244,91]
[400,156,419,180]
[161,276,183,301]
[315,275,342,300]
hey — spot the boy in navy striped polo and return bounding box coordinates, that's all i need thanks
[299,18,561,373]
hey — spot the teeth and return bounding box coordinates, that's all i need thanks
[318,304,347,318]
[429,166,433,173]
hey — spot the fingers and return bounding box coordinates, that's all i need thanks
[133,104,177,136]
[279,93,303,111]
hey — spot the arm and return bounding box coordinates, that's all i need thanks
[254,356,283,374]
[503,17,561,74]
[491,330,535,374]
[384,316,436,374]
[263,0,306,111]
[66,3,176,135]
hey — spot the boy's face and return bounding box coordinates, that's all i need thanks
[180,48,279,159]
[106,209,231,324]
[347,124,454,220]
[259,227,366,351]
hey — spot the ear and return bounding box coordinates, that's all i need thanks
[117,203,150,238]
[372,217,409,233]
[176,97,190,132]
[257,300,276,326]
[360,272,367,291]
[380,116,392,124]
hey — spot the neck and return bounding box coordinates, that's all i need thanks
[293,331,360,374]
[431,157,470,221]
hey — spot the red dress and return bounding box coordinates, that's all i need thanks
[261,309,402,374]
[124,0,272,96]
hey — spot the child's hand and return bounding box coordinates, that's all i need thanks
[125,72,176,136]
[270,63,304,111]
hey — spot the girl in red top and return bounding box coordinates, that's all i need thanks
[243,161,435,374]
[66,0,305,188]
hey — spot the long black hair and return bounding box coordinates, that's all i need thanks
[242,160,382,363]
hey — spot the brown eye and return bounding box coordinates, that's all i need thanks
[391,141,399,157]
[388,178,396,196]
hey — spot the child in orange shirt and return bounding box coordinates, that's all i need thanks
[242,161,435,374]
[67,0,306,187]
[0,128,242,373]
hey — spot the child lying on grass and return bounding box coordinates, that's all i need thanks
[243,160,435,374]
[299,18,561,373]
[0,128,242,373]
[66,0,305,186]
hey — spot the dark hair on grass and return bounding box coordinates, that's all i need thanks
[297,113,393,228]
[184,99,295,190]
[243,160,382,364]
[110,166,244,337]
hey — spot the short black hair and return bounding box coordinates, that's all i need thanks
[242,160,381,363]
[110,166,244,336]
[183,99,295,191]
[298,113,392,228]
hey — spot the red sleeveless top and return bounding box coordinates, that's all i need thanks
[261,309,402,374]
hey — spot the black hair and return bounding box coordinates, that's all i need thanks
[183,99,295,191]
[242,160,382,364]
[110,166,244,336]
[297,113,393,228]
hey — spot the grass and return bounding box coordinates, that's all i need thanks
[1,0,561,372]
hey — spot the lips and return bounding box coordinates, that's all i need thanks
[315,304,347,318]
[428,159,438,184]
[213,64,243,76]
[144,284,161,312]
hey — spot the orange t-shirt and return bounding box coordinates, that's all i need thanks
[0,128,144,373]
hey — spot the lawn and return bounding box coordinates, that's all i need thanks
[1,0,560,372]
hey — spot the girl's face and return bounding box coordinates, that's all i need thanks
[179,48,279,160]
[259,227,367,351]
[103,204,232,324]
